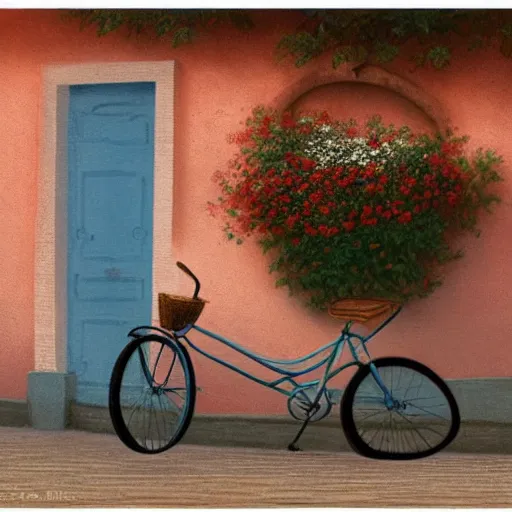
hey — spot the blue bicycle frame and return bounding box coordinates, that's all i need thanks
[128,304,401,404]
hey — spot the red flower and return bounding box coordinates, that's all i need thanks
[309,192,323,204]
[414,204,422,214]
[298,125,312,135]
[400,185,410,196]
[441,141,463,157]
[318,225,329,236]
[382,210,393,220]
[423,174,435,187]
[305,225,318,236]
[379,175,388,185]
[447,191,458,206]
[300,157,316,171]
[280,112,296,129]
[364,163,378,177]
[291,238,301,246]
[362,205,373,217]
[397,211,412,224]
[259,126,271,139]
[327,227,340,236]
[271,226,285,236]
[285,215,299,229]
[346,127,358,138]
[342,221,356,232]
[299,183,310,193]
[368,138,380,149]
[318,206,330,215]
[429,154,444,167]
[424,190,432,199]
[319,111,331,124]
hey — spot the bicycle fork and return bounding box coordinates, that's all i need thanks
[368,362,394,409]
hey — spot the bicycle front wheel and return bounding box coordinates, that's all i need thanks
[109,334,196,454]
[341,357,460,460]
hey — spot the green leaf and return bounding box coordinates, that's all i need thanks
[374,42,399,63]
[275,277,289,288]
[426,46,451,69]
[172,26,193,47]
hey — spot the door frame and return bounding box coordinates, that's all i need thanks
[35,61,175,373]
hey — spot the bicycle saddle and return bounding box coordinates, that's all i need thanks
[328,298,401,323]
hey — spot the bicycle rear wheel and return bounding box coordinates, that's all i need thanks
[109,334,196,454]
[341,357,460,460]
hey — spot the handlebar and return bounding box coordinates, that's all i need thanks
[176,261,201,299]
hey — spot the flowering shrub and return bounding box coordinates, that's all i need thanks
[209,107,503,309]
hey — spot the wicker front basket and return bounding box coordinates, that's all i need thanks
[158,293,206,331]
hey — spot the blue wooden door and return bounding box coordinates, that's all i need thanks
[67,82,155,406]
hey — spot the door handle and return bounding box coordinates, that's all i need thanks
[132,227,147,240]
[76,228,94,241]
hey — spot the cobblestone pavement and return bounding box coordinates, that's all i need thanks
[1,427,511,507]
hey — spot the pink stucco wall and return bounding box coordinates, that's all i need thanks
[0,10,511,414]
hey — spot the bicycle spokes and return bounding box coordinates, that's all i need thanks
[116,338,190,452]
[342,358,460,459]
[356,369,452,450]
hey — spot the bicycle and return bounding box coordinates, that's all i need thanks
[109,261,460,459]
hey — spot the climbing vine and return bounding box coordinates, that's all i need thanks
[66,9,512,70]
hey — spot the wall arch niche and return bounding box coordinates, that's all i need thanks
[290,81,436,134]
[272,66,448,134]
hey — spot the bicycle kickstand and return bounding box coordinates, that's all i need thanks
[287,403,319,452]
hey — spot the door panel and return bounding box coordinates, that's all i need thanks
[67,82,155,406]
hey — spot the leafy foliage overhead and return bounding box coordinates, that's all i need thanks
[67,9,512,69]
